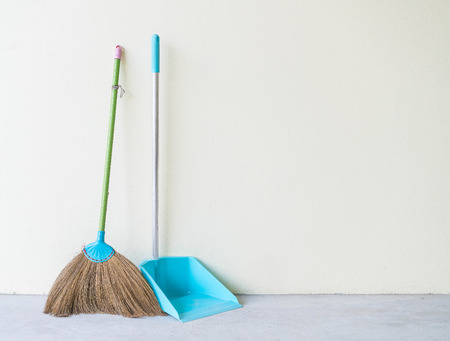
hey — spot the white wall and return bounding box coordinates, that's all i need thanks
[1,0,450,294]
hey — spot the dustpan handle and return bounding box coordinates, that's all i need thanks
[98,45,122,232]
[152,35,160,259]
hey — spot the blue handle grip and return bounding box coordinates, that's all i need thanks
[151,34,160,73]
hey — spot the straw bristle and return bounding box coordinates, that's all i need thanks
[44,252,164,317]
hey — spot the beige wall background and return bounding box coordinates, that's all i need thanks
[1,0,450,294]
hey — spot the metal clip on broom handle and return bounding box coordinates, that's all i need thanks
[152,35,160,260]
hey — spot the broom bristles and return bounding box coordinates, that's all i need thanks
[44,252,164,317]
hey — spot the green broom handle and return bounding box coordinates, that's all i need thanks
[99,46,122,232]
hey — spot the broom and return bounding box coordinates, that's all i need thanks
[44,46,163,318]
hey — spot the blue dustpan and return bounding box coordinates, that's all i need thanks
[141,257,241,322]
[140,35,241,322]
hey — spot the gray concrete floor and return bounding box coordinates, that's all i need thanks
[0,294,449,340]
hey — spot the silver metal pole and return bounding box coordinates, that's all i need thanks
[152,72,159,260]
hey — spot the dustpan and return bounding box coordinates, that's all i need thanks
[140,35,241,323]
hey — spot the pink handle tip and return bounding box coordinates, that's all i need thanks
[114,45,123,59]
